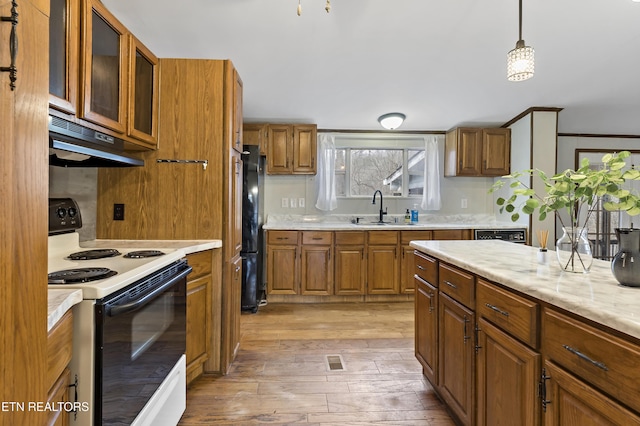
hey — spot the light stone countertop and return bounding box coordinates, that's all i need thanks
[81,239,222,254]
[264,214,526,231]
[48,289,82,332]
[410,240,640,341]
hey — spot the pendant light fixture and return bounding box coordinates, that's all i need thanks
[378,113,406,130]
[507,0,534,82]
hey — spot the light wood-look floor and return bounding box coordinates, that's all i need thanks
[179,302,454,425]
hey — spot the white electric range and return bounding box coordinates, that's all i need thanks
[48,198,190,426]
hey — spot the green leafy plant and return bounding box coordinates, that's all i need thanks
[489,150,640,230]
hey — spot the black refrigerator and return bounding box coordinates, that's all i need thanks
[241,145,265,313]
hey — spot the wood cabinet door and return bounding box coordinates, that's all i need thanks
[300,245,333,295]
[455,128,482,176]
[476,318,540,426]
[186,274,210,383]
[293,124,317,174]
[334,245,366,295]
[482,128,510,176]
[267,124,292,174]
[231,68,243,153]
[439,293,475,426]
[230,152,243,258]
[126,34,158,148]
[81,0,128,133]
[415,276,438,385]
[244,123,268,156]
[401,245,417,293]
[267,244,298,294]
[49,0,79,114]
[367,244,399,294]
[543,361,640,426]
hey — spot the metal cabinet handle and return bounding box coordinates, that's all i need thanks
[485,303,510,317]
[417,265,426,270]
[444,280,457,289]
[1,1,18,90]
[562,345,608,371]
[312,237,323,240]
[428,292,434,313]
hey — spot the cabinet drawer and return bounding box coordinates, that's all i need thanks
[415,252,438,285]
[543,308,640,411]
[401,230,432,244]
[368,231,398,245]
[477,279,538,348]
[439,263,475,308]
[335,231,365,245]
[302,231,333,245]
[268,230,299,245]
[47,310,73,392]
[186,250,213,280]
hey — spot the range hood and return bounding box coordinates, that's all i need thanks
[49,115,144,167]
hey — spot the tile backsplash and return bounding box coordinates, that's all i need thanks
[49,166,98,241]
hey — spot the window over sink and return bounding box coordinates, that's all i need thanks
[332,134,434,198]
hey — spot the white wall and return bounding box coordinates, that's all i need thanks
[264,134,497,220]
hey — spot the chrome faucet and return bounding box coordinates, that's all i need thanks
[372,190,387,223]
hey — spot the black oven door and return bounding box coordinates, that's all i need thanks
[94,260,191,426]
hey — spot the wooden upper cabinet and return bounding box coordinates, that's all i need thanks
[445,127,510,177]
[80,0,128,133]
[49,0,80,115]
[292,124,317,174]
[231,69,243,153]
[243,123,268,156]
[127,34,158,148]
[267,124,317,175]
[267,124,292,174]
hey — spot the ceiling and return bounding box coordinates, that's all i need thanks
[103,0,640,135]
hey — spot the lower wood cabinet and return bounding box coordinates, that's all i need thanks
[334,232,366,295]
[439,293,475,426]
[300,231,333,295]
[476,318,540,426]
[186,250,213,385]
[415,275,438,385]
[266,233,299,294]
[414,250,640,426]
[367,231,399,295]
[542,361,640,425]
[47,310,73,426]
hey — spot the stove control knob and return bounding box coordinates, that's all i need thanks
[68,207,78,218]
[56,207,67,218]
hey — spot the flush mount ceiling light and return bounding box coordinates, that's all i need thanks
[507,0,535,82]
[378,113,406,130]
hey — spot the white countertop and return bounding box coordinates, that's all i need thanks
[81,239,222,254]
[264,214,525,231]
[410,240,640,341]
[48,289,83,332]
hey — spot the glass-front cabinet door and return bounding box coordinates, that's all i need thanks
[127,35,158,147]
[49,0,79,114]
[81,0,128,133]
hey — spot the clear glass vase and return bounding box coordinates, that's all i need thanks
[555,226,593,273]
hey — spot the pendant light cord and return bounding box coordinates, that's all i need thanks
[518,0,523,42]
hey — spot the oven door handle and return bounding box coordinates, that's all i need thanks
[107,266,192,317]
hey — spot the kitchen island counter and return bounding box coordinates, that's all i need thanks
[410,240,640,340]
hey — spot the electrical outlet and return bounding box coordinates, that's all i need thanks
[461,198,468,209]
[281,198,289,208]
[114,203,125,220]
[299,197,305,208]
[290,198,298,208]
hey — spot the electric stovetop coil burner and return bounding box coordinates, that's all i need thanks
[48,267,118,284]
[67,248,122,260]
[123,250,166,259]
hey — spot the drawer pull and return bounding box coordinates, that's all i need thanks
[444,280,457,289]
[417,265,426,270]
[312,237,323,240]
[276,237,288,240]
[562,344,609,371]
[485,303,510,317]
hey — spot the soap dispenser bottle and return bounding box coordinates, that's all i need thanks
[404,208,411,224]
